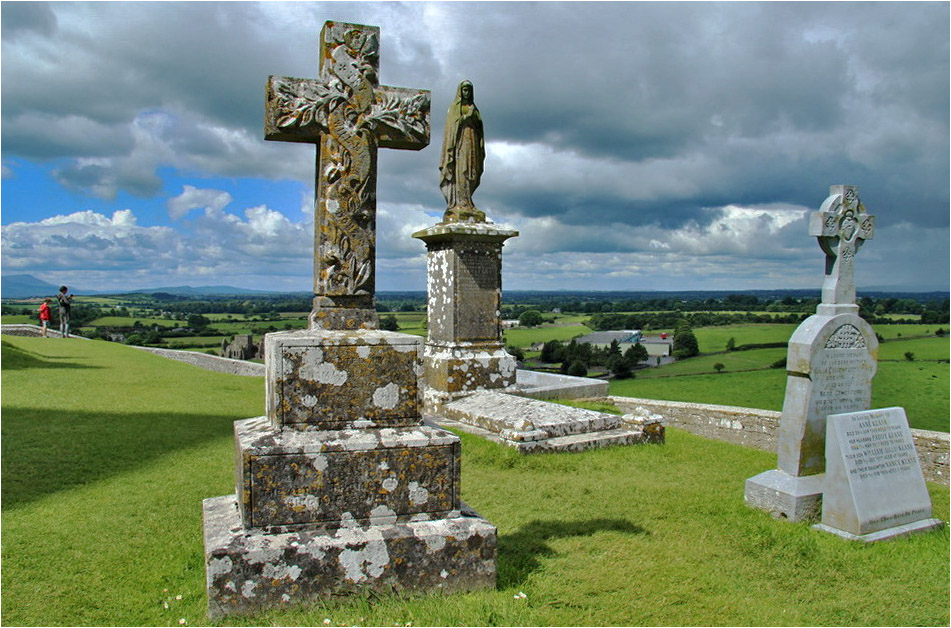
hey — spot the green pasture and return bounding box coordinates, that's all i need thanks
[879,336,950,361]
[1,314,34,324]
[2,335,948,627]
[692,324,798,351]
[392,312,427,336]
[88,316,182,328]
[162,336,233,348]
[638,347,788,378]
[613,357,948,432]
[875,324,947,339]
[504,324,591,348]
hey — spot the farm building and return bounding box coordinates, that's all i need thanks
[575,329,642,349]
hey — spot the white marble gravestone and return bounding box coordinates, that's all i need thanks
[745,185,879,521]
[814,407,943,542]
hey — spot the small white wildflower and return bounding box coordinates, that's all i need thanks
[163,602,169,610]
[323,619,332,625]
[175,594,183,601]
[519,591,527,599]
[178,619,187,625]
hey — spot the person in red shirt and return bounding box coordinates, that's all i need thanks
[38,298,52,337]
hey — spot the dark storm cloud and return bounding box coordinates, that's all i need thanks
[1,2,947,291]
[0,2,57,41]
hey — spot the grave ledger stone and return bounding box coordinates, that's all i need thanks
[745,185,878,521]
[202,23,496,618]
[815,407,942,542]
[414,80,518,414]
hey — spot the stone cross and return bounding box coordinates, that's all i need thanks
[265,21,430,330]
[808,185,875,307]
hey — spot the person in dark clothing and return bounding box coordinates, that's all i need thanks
[57,285,73,337]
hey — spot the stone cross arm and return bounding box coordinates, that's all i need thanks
[808,185,875,308]
[265,78,430,149]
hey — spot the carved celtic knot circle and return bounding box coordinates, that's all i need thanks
[825,324,867,349]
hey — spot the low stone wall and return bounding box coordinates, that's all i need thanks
[1,324,86,339]
[131,346,265,377]
[607,396,949,486]
[514,369,609,400]
[911,429,950,486]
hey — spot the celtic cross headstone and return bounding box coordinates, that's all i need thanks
[808,185,875,310]
[745,185,879,521]
[265,21,430,330]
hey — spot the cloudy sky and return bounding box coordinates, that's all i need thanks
[2,1,948,294]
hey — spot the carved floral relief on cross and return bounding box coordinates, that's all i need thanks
[265,22,430,306]
[808,185,875,306]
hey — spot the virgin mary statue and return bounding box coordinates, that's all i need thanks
[439,80,486,222]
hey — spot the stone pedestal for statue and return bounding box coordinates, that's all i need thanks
[202,22,495,618]
[413,222,519,415]
[746,185,878,521]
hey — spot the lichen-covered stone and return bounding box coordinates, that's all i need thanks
[265,329,423,430]
[234,417,461,531]
[413,223,517,345]
[439,390,664,453]
[204,495,496,618]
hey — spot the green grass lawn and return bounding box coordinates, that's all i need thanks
[1,335,948,626]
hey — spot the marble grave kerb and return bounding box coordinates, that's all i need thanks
[745,185,879,521]
[203,22,496,618]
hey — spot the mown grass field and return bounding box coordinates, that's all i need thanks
[2,335,948,627]
[611,356,949,432]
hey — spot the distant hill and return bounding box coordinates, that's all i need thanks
[111,285,275,297]
[0,274,73,298]
[0,275,276,299]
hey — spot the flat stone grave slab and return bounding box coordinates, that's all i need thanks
[814,407,943,542]
[439,390,663,453]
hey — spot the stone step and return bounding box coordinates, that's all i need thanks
[443,390,623,441]
[513,427,648,453]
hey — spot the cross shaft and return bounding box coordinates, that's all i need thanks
[808,185,875,307]
[265,21,430,329]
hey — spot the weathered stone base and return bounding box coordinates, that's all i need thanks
[308,305,379,331]
[265,329,422,429]
[422,345,517,414]
[203,495,497,618]
[744,469,824,521]
[436,390,663,453]
[813,518,944,543]
[234,417,461,531]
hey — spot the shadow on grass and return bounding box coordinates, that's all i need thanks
[497,518,648,588]
[1,406,236,510]
[1,340,102,371]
